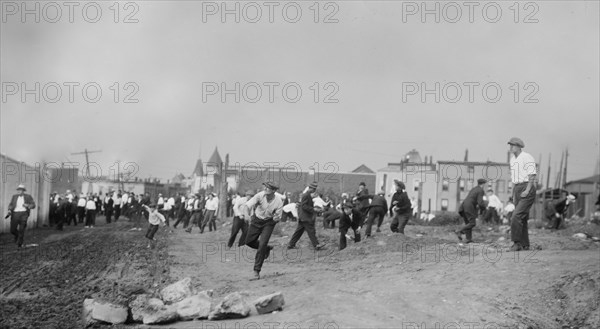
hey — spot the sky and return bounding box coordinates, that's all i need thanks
[1,0,599,185]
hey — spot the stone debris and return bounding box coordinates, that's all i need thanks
[83,299,128,325]
[161,277,195,304]
[254,292,285,315]
[173,291,213,320]
[208,292,251,320]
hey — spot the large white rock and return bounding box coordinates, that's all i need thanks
[254,292,285,314]
[90,300,128,324]
[173,291,213,320]
[142,305,179,325]
[161,277,195,304]
[573,233,588,239]
[208,292,251,320]
[82,298,97,326]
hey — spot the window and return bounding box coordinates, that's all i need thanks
[442,179,449,191]
[413,179,420,192]
[459,179,465,192]
[441,199,449,211]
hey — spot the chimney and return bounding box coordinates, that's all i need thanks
[430,156,433,165]
[464,149,469,162]
[424,156,428,163]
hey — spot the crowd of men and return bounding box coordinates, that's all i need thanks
[8,137,596,279]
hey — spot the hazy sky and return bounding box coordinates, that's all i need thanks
[1,1,598,184]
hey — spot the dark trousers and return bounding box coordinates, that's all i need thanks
[55,209,65,230]
[511,183,535,247]
[322,209,340,228]
[66,207,77,226]
[173,209,187,228]
[49,204,57,226]
[85,210,96,226]
[548,214,563,230]
[186,212,204,232]
[339,226,361,250]
[391,212,410,234]
[105,208,113,223]
[114,206,121,221]
[11,212,29,246]
[228,216,248,248]
[483,208,500,224]
[145,224,159,240]
[245,217,276,273]
[201,210,216,233]
[288,220,319,248]
[365,206,386,236]
[458,213,477,242]
[78,207,86,223]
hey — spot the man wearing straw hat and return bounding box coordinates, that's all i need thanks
[6,184,36,248]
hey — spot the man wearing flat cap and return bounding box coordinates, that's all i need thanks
[241,181,284,280]
[287,182,326,251]
[507,137,537,251]
[6,184,36,247]
[455,178,488,243]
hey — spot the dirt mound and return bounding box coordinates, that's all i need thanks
[543,270,600,328]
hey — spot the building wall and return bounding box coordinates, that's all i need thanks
[81,180,145,197]
[436,162,511,212]
[0,154,51,232]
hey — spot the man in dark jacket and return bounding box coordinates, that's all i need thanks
[287,182,326,250]
[339,201,363,250]
[546,193,576,230]
[364,190,388,237]
[6,184,36,247]
[354,182,370,217]
[390,180,412,234]
[456,178,488,243]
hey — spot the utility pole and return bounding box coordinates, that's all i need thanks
[546,153,551,190]
[71,149,102,193]
[562,147,569,188]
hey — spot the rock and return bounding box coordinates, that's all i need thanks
[254,292,285,315]
[90,300,128,324]
[82,298,97,326]
[497,237,505,242]
[592,237,600,242]
[161,277,195,304]
[573,233,588,240]
[142,305,179,325]
[208,292,251,320]
[129,294,165,323]
[173,291,213,320]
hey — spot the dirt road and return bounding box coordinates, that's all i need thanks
[1,216,598,329]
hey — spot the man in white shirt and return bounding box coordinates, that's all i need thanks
[201,193,219,233]
[240,182,284,280]
[507,137,537,251]
[227,190,254,248]
[85,197,97,228]
[483,189,503,225]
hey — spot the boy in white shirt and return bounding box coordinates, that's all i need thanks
[143,204,166,249]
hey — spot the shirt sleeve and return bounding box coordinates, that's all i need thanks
[273,199,283,221]
[243,194,260,217]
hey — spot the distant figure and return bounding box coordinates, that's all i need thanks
[354,182,371,218]
[228,190,254,248]
[502,197,515,224]
[364,190,388,237]
[287,182,326,251]
[455,178,488,243]
[338,202,363,250]
[143,204,166,249]
[390,180,412,234]
[6,184,36,248]
[483,189,502,225]
[546,194,576,230]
